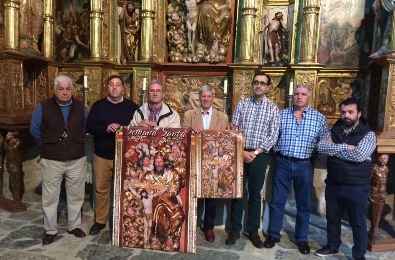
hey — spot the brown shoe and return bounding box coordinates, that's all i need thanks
[204,229,215,242]
[68,228,86,238]
[42,233,57,245]
[225,231,240,246]
[248,234,264,249]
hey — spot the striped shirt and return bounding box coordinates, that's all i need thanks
[232,96,280,152]
[274,106,328,159]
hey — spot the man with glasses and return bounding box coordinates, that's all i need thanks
[226,72,280,249]
[263,84,328,255]
[129,79,180,128]
[87,75,139,236]
[30,75,88,245]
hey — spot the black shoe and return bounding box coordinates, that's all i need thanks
[263,235,280,248]
[247,234,264,249]
[225,231,240,246]
[297,241,310,254]
[89,222,106,236]
[354,257,366,260]
[314,245,339,256]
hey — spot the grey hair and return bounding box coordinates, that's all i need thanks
[199,85,215,97]
[54,75,73,89]
[149,79,165,92]
[294,84,311,97]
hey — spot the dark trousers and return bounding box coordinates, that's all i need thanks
[230,153,269,235]
[325,183,370,258]
[203,198,217,229]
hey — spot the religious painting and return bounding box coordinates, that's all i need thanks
[54,1,90,63]
[113,127,196,253]
[260,5,291,67]
[191,130,244,199]
[318,0,375,67]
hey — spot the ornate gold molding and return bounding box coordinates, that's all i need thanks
[140,0,155,61]
[4,0,19,50]
[240,2,258,63]
[43,0,54,59]
[90,1,103,60]
[299,1,321,64]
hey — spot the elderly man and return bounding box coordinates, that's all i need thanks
[182,85,229,242]
[87,75,139,236]
[315,98,376,260]
[30,75,88,245]
[264,84,328,255]
[129,79,180,128]
[227,72,280,249]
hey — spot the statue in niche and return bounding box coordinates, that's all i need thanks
[0,134,5,199]
[261,11,289,66]
[368,154,389,242]
[19,0,44,54]
[369,0,394,59]
[4,131,24,204]
[198,0,231,63]
[185,0,198,54]
[327,79,353,113]
[119,1,140,63]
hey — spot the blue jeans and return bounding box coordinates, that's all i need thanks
[230,153,269,235]
[325,183,370,259]
[268,156,313,242]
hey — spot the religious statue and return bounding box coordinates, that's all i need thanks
[0,134,5,199]
[369,0,394,59]
[198,0,232,63]
[4,131,24,204]
[19,0,44,54]
[327,79,353,113]
[368,154,389,243]
[185,0,199,54]
[119,1,140,63]
[261,12,288,64]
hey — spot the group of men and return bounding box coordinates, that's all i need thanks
[29,72,376,260]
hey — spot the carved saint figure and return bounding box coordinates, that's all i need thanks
[185,0,199,53]
[261,12,288,63]
[19,0,44,54]
[369,154,389,242]
[198,0,232,62]
[327,80,353,113]
[119,1,140,63]
[4,131,24,204]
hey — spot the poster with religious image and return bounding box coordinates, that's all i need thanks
[113,127,196,253]
[191,130,244,199]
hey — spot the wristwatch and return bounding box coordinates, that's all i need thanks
[253,150,259,155]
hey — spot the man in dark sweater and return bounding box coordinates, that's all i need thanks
[315,98,376,260]
[30,75,88,245]
[87,75,138,235]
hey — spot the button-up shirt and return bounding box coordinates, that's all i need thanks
[274,106,329,159]
[232,96,280,152]
[200,106,213,130]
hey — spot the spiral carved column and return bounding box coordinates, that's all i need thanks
[299,0,321,64]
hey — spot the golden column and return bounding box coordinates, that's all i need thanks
[4,0,19,50]
[43,0,54,59]
[140,0,155,61]
[240,0,257,63]
[90,0,103,60]
[299,0,321,64]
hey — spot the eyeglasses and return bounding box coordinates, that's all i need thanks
[108,83,123,88]
[60,127,68,141]
[252,80,269,86]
